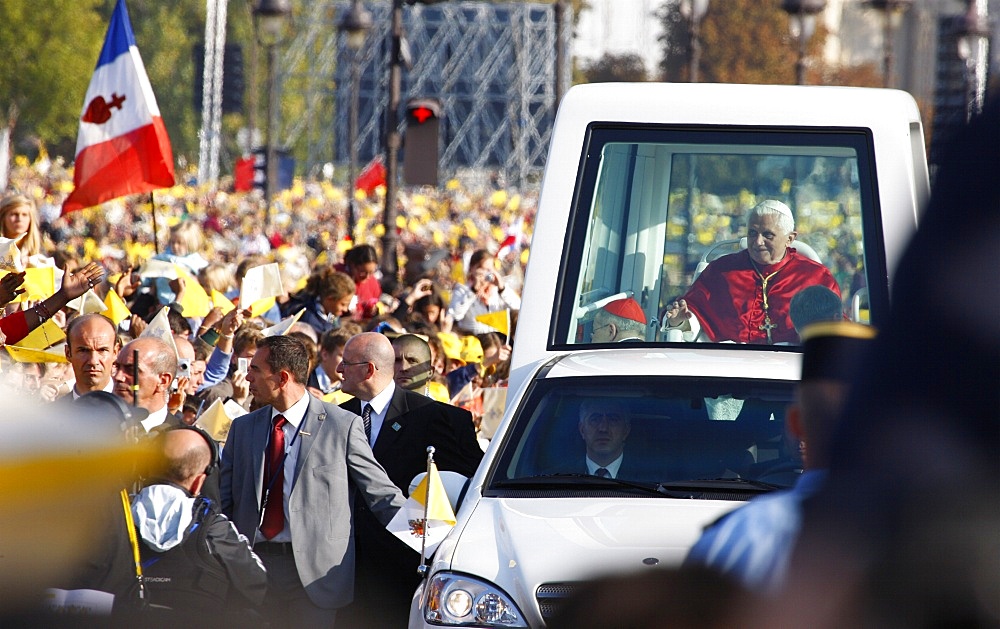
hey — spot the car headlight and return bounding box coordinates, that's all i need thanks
[423,572,527,627]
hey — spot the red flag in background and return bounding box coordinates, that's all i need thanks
[355,155,386,197]
[62,0,175,214]
[233,156,255,192]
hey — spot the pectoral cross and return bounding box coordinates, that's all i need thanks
[752,263,781,344]
[759,316,777,344]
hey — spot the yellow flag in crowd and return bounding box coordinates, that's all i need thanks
[6,344,69,364]
[66,289,107,314]
[18,319,66,350]
[103,289,132,326]
[210,290,236,313]
[139,307,179,358]
[474,309,510,337]
[262,309,304,337]
[174,265,212,318]
[0,268,57,303]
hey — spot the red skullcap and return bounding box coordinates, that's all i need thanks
[602,297,646,325]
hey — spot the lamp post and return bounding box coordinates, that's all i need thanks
[339,0,373,243]
[380,0,404,294]
[956,0,990,120]
[863,0,914,88]
[680,0,709,83]
[781,0,826,85]
[254,0,292,230]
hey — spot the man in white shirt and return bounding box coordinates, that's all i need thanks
[63,313,119,399]
[111,336,180,433]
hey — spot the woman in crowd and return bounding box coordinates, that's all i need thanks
[281,266,356,335]
[448,249,521,335]
[0,194,46,268]
[336,244,382,321]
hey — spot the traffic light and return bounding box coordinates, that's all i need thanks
[251,147,295,194]
[193,44,244,114]
[403,98,442,186]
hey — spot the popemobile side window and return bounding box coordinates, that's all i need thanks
[557,126,883,348]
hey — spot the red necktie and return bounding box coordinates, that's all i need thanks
[260,414,287,540]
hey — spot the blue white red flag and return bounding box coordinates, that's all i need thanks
[62,0,175,215]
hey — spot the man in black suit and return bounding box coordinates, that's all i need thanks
[337,331,484,628]
[578,400,640,480]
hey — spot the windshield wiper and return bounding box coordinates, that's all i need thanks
[493,473,690,498]
[658,477,786,492]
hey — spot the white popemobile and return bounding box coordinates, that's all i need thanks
[410,82,930,627]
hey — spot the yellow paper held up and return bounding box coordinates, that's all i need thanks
[103,289,132,326]
[240,263,284,307]
[174,265,212,318]
[6,344,69,364]
[210,290,236,313]
[18,319,66,350]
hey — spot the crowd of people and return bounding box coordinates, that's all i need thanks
[0,157,527,625]
[0,154,529,423]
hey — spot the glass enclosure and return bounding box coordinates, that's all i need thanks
[553,125,884,348]
[488,376,801,497]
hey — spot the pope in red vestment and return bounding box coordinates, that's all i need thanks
[682,248,839,344]
[664,200,841,344]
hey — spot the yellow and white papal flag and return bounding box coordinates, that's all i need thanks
[387,460,456,558]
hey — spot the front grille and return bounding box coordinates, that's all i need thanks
[536,582,577,622]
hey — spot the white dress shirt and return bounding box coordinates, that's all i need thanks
[263,392,310,543]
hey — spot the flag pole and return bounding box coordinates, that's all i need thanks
[418,445,435,577]
[150,192,159,254]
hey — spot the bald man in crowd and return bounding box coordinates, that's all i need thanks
[130,427,266,619]
[112,337,183,434]
[63,313,120,399]
[337,332,484,628]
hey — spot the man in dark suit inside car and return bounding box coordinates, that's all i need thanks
[577,399,642,480]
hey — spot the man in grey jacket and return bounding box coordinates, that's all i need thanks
[220,335,404,628]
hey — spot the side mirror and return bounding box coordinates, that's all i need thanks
[408,470,469,512]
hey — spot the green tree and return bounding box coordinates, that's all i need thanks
[582,52,649,83]
[659,0,825,85]
[0,0,106,157]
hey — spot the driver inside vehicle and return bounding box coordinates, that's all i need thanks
[577,400,637,480]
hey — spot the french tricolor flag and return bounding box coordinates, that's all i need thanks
[62,0,175,215]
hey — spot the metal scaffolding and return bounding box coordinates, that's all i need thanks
[282,1,561,188]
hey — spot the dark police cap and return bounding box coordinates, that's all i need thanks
[799,321,877,383]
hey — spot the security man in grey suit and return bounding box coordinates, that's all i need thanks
[220,334,404,628]
[337,332,484,628]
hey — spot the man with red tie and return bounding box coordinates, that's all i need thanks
[220,335,403,628]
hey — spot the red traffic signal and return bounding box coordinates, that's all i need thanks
[411,106,434,124]
[406,98,442,125]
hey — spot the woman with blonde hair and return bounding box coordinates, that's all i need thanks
[0,194,45,266]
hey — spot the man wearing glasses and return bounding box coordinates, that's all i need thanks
[590,297,647,343]
[337,331,483,628]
